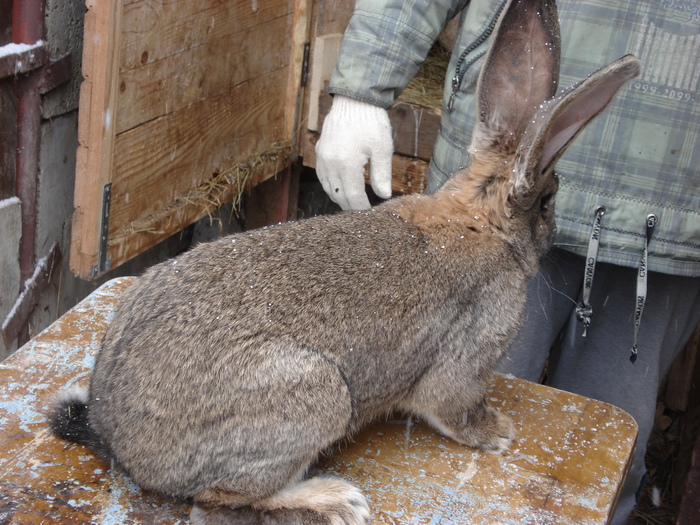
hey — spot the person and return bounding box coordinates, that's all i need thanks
[314,0,700,522]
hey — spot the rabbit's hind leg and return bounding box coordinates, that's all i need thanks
[191,466,369,525]
[191,346,367,524]
[191,478,369,524]
[254,477,369,524]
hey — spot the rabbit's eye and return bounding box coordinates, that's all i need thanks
[540,193,554,212]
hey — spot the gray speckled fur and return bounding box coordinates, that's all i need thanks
[89,208,524,498]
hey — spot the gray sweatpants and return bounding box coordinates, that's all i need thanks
[497,248,700,524]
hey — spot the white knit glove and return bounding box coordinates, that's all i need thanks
[315,95,394,210]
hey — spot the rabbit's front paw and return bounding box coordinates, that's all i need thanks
[432,405,515,455]
[474,408,514,455]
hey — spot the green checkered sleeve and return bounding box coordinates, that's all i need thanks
[329,0,470,108]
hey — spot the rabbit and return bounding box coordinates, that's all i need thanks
[50,0,641,523]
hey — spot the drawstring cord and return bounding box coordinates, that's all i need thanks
[576,206,606,336]
[631,214,657,363]
[575,207,658,363]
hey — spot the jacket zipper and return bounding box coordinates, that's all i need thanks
[447,0,509,111]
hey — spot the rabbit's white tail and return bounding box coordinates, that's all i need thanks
[49,386,112,461]
[191,477,369,525]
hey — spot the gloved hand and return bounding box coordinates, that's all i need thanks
[315,95,394,210]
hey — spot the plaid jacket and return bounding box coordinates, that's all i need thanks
[329,0,700,277]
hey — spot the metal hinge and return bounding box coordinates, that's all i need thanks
[300,42,311,87]
[91,182,112,278]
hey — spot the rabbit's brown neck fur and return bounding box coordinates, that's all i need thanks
[385,153,515,234]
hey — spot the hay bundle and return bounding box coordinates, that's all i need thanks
[110,141,293,242]
[402,42,451,111]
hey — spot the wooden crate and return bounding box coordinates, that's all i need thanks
[71,0,312,279]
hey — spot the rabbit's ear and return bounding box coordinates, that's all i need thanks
[513,54,642,203]
[474,0,560,146]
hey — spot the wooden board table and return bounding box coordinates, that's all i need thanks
[0,277,637,524]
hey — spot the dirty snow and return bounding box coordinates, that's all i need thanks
[0,196,21,211]
[0,41,44,58]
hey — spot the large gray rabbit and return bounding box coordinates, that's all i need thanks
[51,0,640,523]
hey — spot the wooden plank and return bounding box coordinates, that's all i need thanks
[116,14,293,135]
[106,143,293,270]
[71,0,123,279]
[388,100,441,161]
[106,67,290,266]
[0,41,47,78]
[110,67,289,232]
[378,154,429,195]
[299,0,351,173]
[0,277,636,524]
[119,0,295,72]
[313,0,355,36]
[307,33,343,132]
